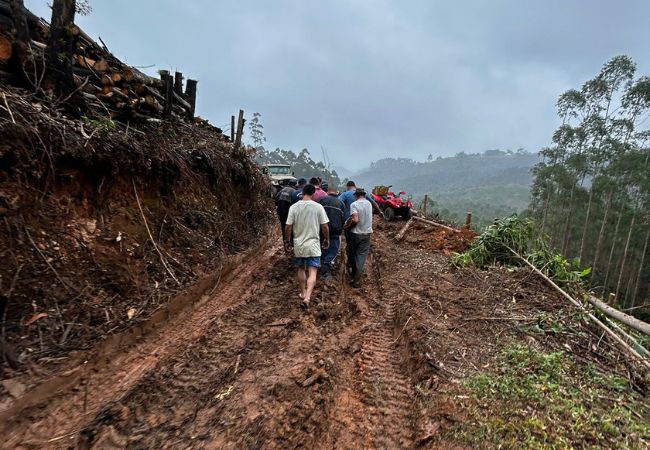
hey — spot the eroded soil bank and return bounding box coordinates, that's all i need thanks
[0,86,272,416]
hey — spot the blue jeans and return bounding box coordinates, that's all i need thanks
[321,235,341,266]
[294,257,321,268]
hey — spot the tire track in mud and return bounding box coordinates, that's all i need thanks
[78,262,303,449]
[323,245,417,449]
[359,250,416,448]
[317,261,372,449]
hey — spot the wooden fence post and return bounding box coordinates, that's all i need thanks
[185,79,197,118]
[174,71,183,95]
[465,212,472,229]
[422,194,428,217]
[160,70,173,118]
[234,109,245,148]
[230,115,235,142]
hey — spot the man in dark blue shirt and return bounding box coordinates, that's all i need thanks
[291,178,307,203]
[339,181,382,219]
[318,184,345,279]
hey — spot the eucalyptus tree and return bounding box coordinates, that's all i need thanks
[249,112,266,149]
[530,55,650,307]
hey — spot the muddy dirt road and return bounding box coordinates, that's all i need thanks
[1,222,611,449]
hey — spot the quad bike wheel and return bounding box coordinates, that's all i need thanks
[402,208,413,220]
[383,207,395,221]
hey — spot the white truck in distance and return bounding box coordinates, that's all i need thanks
[263,163,297,191]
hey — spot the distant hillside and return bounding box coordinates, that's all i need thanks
[351,150,540,229]
[352,150,539,195]
[332,165,353,179]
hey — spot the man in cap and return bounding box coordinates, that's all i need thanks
[339,181,382,281]
[344,188,374,288]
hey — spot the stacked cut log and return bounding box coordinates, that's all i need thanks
[0,0,200,125]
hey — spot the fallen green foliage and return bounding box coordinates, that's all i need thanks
[451,343,650,449]
[453,216,590,284]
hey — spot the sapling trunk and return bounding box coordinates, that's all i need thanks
[591,190,612,285]
[579,169,600,263]
[631,226,650,306]
[615,209,637,304]
[561,182,577,255]
[603,206,624,297]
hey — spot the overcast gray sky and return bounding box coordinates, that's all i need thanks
[26,0,650,170]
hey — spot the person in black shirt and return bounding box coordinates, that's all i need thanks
[318,183,345,279]
[275,179,297,235]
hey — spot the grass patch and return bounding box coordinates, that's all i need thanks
[447,343,649,449]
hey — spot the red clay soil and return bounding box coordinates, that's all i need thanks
[402,222,477,254]
[1,221,643,449]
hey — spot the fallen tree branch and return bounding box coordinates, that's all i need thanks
[412,215,459,233]
[506,246,650,372]
[132,179,180,286]
[622,303,650,312]
[395,218,413,241]
[586,295,650,337]
[603,316,650,359]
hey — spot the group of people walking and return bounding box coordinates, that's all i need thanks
[275,177,381,308]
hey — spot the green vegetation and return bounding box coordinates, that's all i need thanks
[450,343,650,449]
[530,55,650,309]
[453,216,590,284]
[81,115,116,130]
[417,184,530,230]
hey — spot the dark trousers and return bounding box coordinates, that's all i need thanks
[345,229,354,273]
[277,201,291,236]
[349,232,371,283]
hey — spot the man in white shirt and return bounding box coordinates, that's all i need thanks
[284,184,330,308]
[344,188,374,288]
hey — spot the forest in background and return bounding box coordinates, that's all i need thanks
[351,150,539,229]
[530,55,650,309]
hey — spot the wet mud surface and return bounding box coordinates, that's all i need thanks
[1,222,603,449]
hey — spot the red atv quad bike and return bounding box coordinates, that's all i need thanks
[371,185,413,221]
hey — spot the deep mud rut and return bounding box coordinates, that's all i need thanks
[2,222,564,449]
